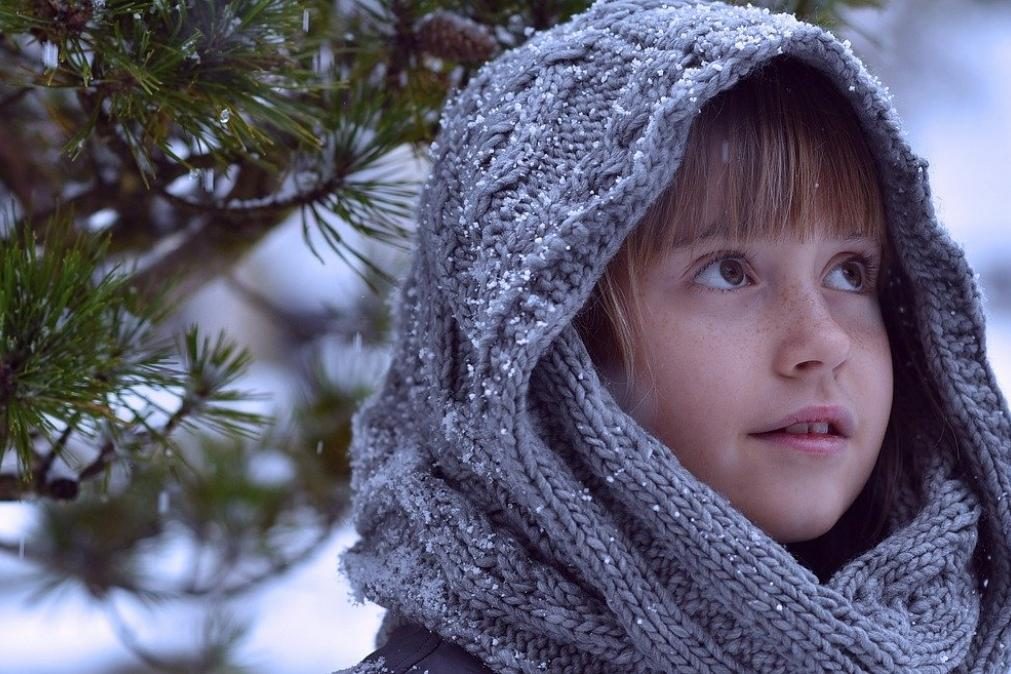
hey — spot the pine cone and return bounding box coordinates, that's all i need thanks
[31,0,94,37]
[415,11,498,63]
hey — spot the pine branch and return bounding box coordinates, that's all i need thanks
[0,0,601,310]
[0,220,268,499]
[106,601,249,674]
[223,273,378,346]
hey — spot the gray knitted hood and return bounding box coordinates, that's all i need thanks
[341,1,1011,672]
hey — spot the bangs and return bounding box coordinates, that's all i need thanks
[631,57,888,263]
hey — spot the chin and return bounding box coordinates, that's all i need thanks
[760,504,845,544]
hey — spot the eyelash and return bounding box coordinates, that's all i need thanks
[693,249,881,294]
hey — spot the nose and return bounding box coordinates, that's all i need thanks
[771,286,852,378]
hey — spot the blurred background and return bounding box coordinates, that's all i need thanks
[0,0,1009,672]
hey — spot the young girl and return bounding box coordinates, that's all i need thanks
[338,1,1011,672]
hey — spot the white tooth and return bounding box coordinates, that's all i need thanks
[811,422,830,435]
[784,423,809,434]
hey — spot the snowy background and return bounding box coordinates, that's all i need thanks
[1,1,1010,671]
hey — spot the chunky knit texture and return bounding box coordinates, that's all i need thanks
[339,1,1011,672]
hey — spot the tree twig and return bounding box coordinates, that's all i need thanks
[106,601,198,673]
[0,472,79,500]
[176,511,343,600]
[157,172,343,216]
[224,272,373,345]
[125,214,276,304]
[0,86,30,110]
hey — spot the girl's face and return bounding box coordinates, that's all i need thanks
[620,230,892,543]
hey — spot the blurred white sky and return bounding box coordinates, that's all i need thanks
[1,1,1009,672]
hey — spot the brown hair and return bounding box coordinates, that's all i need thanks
[576,56,901,579]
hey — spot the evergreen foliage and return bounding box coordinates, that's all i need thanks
[0,0,881,670]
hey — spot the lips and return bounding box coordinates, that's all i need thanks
[750,405,855,439]
[779,421,837,435]
[749,430,847,456]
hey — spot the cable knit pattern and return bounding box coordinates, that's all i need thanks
[339,1,1011,672]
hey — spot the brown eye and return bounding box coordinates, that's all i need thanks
[719,259,746,286]
[826,258,868,292]
[841,261,864,289]
[695,255,751,291]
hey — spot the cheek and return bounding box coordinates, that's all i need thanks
[834,305,894,449]
[865,325,894,427]
[846,307,893,392]
[664,308,764,370]
[634,316,757,431]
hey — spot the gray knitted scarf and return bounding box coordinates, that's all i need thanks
[340,1,1011,671]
